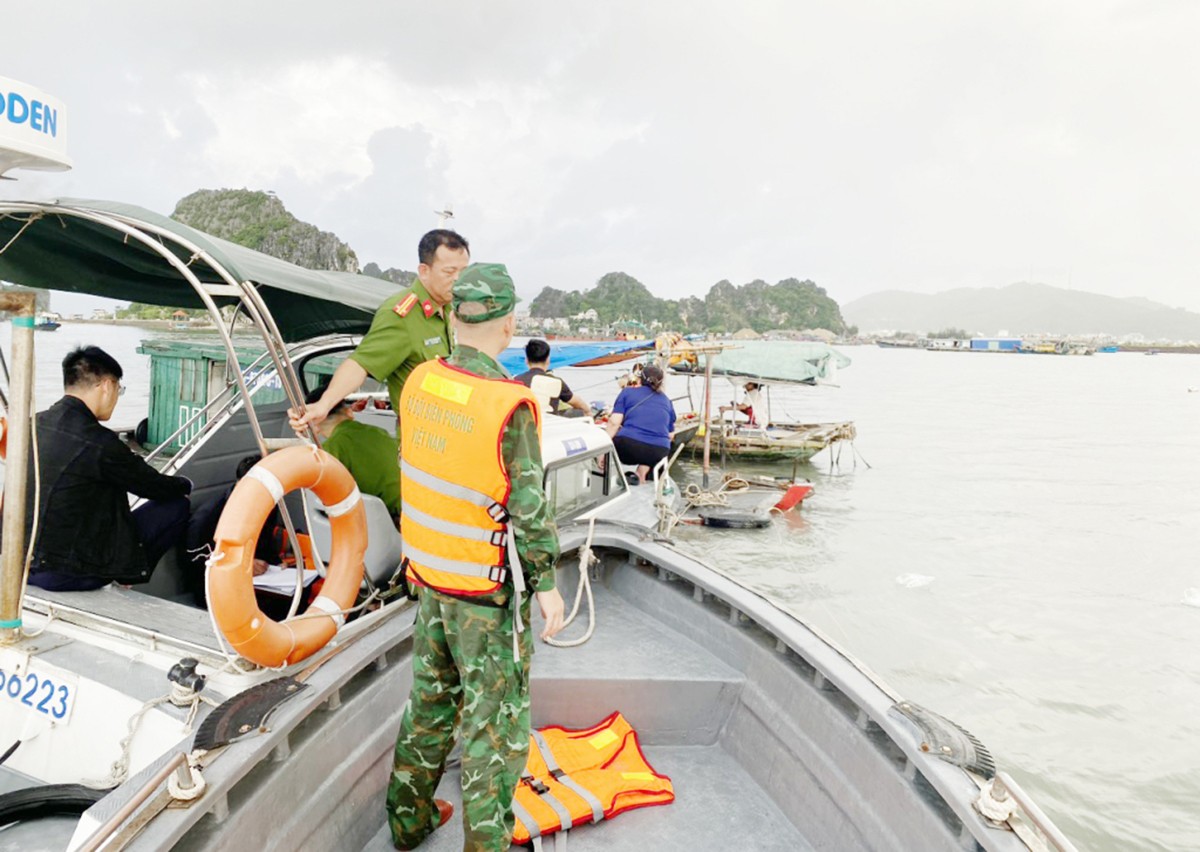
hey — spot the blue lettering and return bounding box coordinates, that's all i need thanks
[30,100,42,132]
[43,105,56,137]
[7,94,28,125]
[0,93,4,117]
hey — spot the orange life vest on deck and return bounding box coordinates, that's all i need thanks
[399,358,541,597]
[512,712,675,846]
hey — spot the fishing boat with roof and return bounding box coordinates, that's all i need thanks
[0,93,1075,852]
[661,336,858,463]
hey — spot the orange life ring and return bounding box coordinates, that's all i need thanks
[208,446,367,667]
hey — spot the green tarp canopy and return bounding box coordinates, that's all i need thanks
[0,199,399,341]
[709,340,851,385]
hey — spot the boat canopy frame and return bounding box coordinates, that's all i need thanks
[0,199,375,628]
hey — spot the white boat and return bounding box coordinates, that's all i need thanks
[0,201,1075,851]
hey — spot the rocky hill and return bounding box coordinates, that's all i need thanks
[172,189,360,272]
[361,262,416,288]
[531,272,848,335]
[844,282,1200,341]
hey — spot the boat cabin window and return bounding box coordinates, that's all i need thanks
[298,350,388,403]
[544,450,626,521]
[295,348,394,435]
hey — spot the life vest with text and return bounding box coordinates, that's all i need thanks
[399,358,541,597]
[512,712,675,846]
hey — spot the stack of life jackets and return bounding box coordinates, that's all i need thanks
[512,712,674,849]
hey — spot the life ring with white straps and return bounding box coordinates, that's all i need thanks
[207,446,367,667]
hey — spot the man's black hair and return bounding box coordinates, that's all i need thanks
[418,230,470,266]
[62,346,123,389]
[305,384,347,414]
[235,454,263,480]
[525,338,551,365]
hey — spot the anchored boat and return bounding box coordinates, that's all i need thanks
[0,200,1075,851]
[661,338,858,464]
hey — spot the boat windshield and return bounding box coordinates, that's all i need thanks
[544,449,626,521]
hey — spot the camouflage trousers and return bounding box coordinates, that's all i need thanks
[387,588,533,851]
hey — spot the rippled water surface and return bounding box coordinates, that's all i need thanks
[10,325,1200,850]
[596,344,1200,852]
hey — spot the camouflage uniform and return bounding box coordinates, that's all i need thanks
[388,265,559,851]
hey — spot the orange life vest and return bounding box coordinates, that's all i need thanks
[512,712,675,846]
[399,358,541,597]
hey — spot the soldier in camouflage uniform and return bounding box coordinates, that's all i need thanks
[387,263,566,851]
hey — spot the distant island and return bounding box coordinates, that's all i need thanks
[844,282,1200,342]
[529,272,849,336]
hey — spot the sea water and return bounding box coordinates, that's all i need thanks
[7,324,1200,850]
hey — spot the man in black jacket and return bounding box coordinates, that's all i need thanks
[24,346,191,591]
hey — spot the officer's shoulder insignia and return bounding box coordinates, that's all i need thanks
[421,300,435,318]
[394,292,419,318]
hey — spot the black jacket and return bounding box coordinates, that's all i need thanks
[22,396,190,583]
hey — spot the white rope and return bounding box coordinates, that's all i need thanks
[0,212,43,256]
[545,517,598,648]
[80,686,216,790]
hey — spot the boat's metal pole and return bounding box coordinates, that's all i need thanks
[0,292,38,644]
[702,351,713,489]
[75,752,188,852]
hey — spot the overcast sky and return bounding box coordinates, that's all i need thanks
[4,0,1199,314]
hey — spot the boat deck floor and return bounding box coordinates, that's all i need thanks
[358,573,811,851]
[360,744,811,851]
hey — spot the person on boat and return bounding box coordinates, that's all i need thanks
[514,338,590,416]
[386,263,566,851]
[288,228,469,432]
[305,386,401,521]
[727,381,762,426]
[616,360,643,389]
[606,363,676,484]
[184,454,281,607]
[22,346,191,592]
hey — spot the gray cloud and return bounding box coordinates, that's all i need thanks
[4,0,1199,311]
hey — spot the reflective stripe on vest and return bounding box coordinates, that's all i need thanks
[400,500,506,546]
[511,713,674,845]
[531,729,605,824]
[400,458,508,519]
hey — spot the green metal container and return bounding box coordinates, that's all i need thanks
[137,338,342,452]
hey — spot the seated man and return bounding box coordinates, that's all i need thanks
[307,387,401,521]
[24,346,191,591]
[185,454,281,607]
[513,338,590,415]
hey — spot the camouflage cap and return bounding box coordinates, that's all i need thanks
[452,262,520,323]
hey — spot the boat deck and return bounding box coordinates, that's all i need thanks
[357,574,811,851]
[360,743,811,851]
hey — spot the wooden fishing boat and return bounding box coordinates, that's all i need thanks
[688,418,858,462]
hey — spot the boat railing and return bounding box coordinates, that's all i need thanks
[979,772,1079,852]
[68,602,416,850]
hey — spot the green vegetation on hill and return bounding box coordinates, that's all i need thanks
[171,189,359,272]
[530,272,848,334]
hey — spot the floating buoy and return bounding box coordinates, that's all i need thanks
[697,508,771,529]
